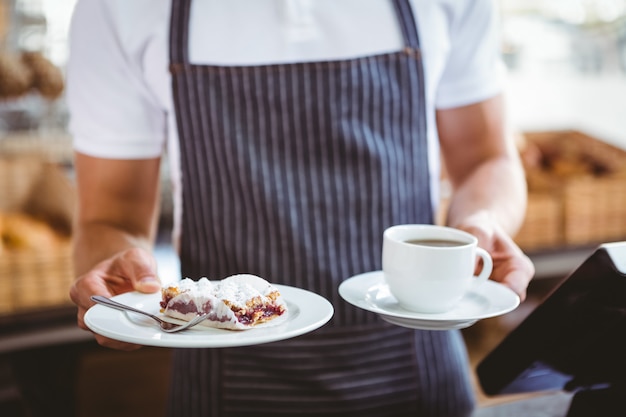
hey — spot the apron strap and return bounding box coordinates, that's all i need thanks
[392,0,422,49]
[169,0,192,66]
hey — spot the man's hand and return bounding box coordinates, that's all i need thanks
[456,212,534,301]
[70,247,161,350]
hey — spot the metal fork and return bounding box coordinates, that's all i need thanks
[90,295,208,333]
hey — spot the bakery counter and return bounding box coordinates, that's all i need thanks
[473,391,574,417]
[0,242,180,354]
[0,306,91,355]
[528,245,597,280]
[0,242,179,417]
[0,305,89,416]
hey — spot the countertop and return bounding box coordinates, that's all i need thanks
[473,391,574,417]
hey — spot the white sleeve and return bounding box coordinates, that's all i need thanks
[67,0,166,159]
[434,0,505,109]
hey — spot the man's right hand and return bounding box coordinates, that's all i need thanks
[70,247,161,351]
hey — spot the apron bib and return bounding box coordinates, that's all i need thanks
[168,1,474,415]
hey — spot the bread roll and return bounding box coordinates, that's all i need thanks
[0,212,64,252]
[0,53,33,99]
[21,52,64,100]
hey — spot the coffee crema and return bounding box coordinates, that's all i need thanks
[404,238,466,247]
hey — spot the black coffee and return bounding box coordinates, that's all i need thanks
[404,238,466,247]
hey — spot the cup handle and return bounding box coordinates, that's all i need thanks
[472,247,493,288]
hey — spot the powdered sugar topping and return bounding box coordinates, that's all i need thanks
[175,274,277,308]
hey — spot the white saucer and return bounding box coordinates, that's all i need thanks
[338,271,520,331]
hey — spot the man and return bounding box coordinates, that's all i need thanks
[68,1,534,416]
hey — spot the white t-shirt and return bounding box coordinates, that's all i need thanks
[67,0,504,236]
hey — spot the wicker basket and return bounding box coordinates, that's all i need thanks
[515,130,626,251]
[563,174,626,245]
[0,131,73,165]
[514,193,562,251]
[0,156,44,212]
[0,155,75,315]
[0,243,73,313]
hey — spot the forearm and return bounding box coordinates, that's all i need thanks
[72,152,162,276]
[437,95,527,236]
[445,150,527,236]
[73,220,157,276]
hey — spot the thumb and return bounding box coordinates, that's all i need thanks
[136,274,162,293]
[114,248,162,293]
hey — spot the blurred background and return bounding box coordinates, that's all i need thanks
[0,0,625,416]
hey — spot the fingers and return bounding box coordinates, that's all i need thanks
[488,237,535,301]
[94,334,143,351]
[70,247,161,351]
[502,252,534,302]
[72,285,143,350]
[75,301,143,350]
[454,220,535,301]
[503,273,529,302]
[69,268,114,317]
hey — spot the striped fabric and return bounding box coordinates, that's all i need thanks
[168,0,475,416]
[169,324,473,417]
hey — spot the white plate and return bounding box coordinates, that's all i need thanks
[338,271,519,330]
[84,285,333,348]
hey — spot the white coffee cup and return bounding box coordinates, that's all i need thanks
[382,224,493,314]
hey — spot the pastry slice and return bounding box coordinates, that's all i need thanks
[160,274,287,330]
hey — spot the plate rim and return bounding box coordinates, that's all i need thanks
[84,284,334,348]
[338,270,520,323]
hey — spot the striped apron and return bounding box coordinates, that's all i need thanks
[168,1,475,416]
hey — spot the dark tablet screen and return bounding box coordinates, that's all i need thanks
[477,242,626,396]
